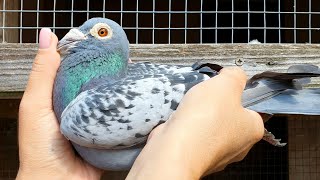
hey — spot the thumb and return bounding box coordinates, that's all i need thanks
[23,28,60,106]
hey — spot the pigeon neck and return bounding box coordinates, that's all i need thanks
[56,53,127,109]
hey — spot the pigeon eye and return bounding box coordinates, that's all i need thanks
[98,28,108,37]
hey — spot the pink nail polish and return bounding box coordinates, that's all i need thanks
[39,28,52,49]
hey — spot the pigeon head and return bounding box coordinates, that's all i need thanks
[58,17,129,61]
[54,18,130,115]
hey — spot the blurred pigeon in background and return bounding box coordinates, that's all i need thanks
[53,18,320,170]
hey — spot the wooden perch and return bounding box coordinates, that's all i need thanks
[1,43,320,99]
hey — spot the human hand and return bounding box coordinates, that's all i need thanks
[127,67,265,179]
[17,28,102,180]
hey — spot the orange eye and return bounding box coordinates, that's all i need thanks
[98,28,108,37]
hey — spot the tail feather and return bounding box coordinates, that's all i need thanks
[240,64,320,147]
[244,64,320,109]
[248,89,320,115]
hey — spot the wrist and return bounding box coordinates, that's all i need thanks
[163,115,228,177]
[128,124,202,180]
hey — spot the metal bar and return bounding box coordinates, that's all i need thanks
[264,0,266,43]
[71,0,74,27]
[152,0,155,44]
[215,0,218,43]
[36,0,39,43]
[53,0,56,33]
[19,0,23,43]
[168,0,171,44]
[87,0,90,20]
[309,0,311,43]
[0,10,319,14]
[231,0,234,43]
[248,0,250,42]
[136,0,138,44]
[185,0,187,44]
[3,26,320,30]
[103,0,105,18]
[2,0,5,43]
[278,0,281,43]
[293,0,296,43]
[120,0,123,26]
[200,0,203,44]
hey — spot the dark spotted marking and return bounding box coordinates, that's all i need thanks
[127,91,142,97]
[97,103,106,110]
[85,100,96,108]
[145,119,151,122]
[164,91,170,96]
[80,109,87,116]
[155,120,166,127]
[108,104,117,109]
[110,117,117,121]
[74,133,85,138]
[81,115,90,123]
[161,115,164,119]
[75,115,82,125]
[97,118,110,126]
[93,94,104,99]
[170,100,179,110]
[154,74,163,78]
[143,74,153,78]
[100,109,112,116]
[164,99,170,104]
[128,112,133,115]
[127,126,133,130]
[119,127,123,130]
[126,95,135,101]
[172,87,180,92]
[79,103,84,109]
[71,126,79,133]
[150,105,154,108]
[109,108,120,114]
[118,119,131,123]
[125,104,135,109]
[115,89,124,94]
[135,133,146,138]
[90,112,98,119]
[92,138,95,144]
[151,88,161,94]
[83,128,91,134]
[115,99,125,108]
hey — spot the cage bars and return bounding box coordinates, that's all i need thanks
[0,0,319,44]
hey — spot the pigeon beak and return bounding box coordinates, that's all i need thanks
[57,28,87,53]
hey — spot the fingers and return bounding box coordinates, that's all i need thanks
[22,28,60,108]
[197,66,247,109]
[244,109,265,142]
[218,67,248,98]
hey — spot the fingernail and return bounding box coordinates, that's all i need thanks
[39,28,52,49]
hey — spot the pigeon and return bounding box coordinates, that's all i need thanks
[53,17,320,170]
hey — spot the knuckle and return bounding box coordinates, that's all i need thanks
[219,67,247,91]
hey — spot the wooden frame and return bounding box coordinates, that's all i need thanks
[1,43,320,99]
[1,43,320,179]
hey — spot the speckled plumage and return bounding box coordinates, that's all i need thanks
[53,17,320,171]
[60,63,210,149]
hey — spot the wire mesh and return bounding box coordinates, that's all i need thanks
[0,0,320,44]
[1,1,320,179]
